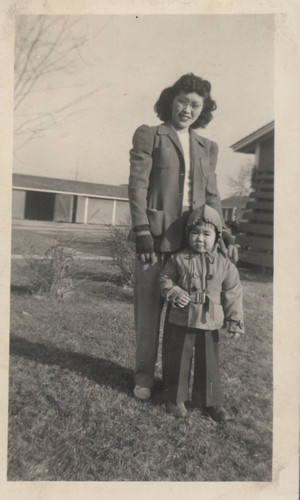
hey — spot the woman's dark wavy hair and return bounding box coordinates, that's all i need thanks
[154,73,217,129]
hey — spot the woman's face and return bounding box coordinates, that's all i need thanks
[171,91,204,131]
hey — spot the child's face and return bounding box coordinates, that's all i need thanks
[188,222,216,253]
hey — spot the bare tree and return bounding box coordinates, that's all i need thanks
[227,160,254,198]
[226,160,254,225]
[14,15,108,152]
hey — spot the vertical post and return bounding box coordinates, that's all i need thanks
[233,207,237,222]
[69,196,74,223]
[112,199,117,226]
[255,142,261,170]
[84,197,89,224]
[72,195,78,223]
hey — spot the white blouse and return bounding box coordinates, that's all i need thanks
[177,129,192,208]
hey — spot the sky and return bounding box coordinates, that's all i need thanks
[13,14,274,198]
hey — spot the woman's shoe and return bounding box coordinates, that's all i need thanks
[133,385,151,401]
[207,405,233,422]
[166,401,188,418]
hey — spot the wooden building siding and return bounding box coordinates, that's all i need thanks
[115,200,131,225]
[12,175,130,226]
[232,122,274,270]
[86,198,114,225]
[75,196,88,223]
[53,194,73,222]
[12,190,26,219]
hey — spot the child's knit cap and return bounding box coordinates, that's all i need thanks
[186,204,222,238]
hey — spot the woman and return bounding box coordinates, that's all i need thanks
[128,73,237,401]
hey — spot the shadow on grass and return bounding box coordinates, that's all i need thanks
[10,284,32,295]
[78,278,133,304]
[74,269,120,283]
[9,335,164,403]
[10,334,134,395]
[10,276,133,304]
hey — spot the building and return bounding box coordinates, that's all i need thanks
[12,174,130,226]
[231,121,274,269]
[221,195,249,226]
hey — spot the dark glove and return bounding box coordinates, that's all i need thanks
[134,225,156,264]
[135,232,154,255]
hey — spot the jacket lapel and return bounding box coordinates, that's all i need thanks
[190,129,206,159]
[190,128,206,147]
[158,123,207,162]
[158,123,183,155]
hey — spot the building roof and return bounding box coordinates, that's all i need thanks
[12,173,129,200]
[221,195,248,208]
[230,121,274,154]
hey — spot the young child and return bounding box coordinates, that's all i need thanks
[160,204,245,421]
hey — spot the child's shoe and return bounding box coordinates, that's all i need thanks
[207,405,233,422]
[166,401,188,418]
[133,385,151,401]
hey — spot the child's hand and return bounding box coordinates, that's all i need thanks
[166,286,190,308]
[226,319,245,336]
[176,293,191,308]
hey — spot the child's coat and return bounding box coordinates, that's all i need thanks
[160,247,244,332]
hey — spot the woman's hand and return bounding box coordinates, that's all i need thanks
[137,252,157,264]
[222,230,238,264]
[228,244,239,264]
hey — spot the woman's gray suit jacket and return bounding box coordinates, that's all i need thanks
[128,122,224,252]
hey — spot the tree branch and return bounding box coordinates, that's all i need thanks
[14,16,113,149]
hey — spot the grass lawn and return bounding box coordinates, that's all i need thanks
[8,233,273,481]
[11,223,113,257]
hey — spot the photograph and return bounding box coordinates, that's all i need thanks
[7,13,276,483]
[0,3,297,496]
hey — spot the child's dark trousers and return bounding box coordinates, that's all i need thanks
[163,323,224,407]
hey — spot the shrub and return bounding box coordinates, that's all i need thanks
[22,238,78,298]
[105,224,135,287]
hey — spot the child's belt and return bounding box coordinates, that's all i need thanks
[189,289,207,304]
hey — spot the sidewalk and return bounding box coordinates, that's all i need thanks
[12,219,114,235]
[11,253,113,261]
[11,219,117,260]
